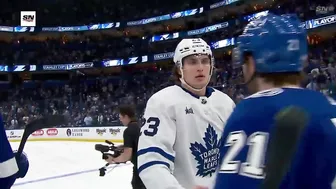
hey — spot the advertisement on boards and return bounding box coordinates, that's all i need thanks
[109,128,121,136]
[96,128,107,136]
[32,129,44,137]
[47,128,59,136]
[7,130,22,139]
[66,128,90,137]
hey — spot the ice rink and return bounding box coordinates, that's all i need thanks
[10,141,133,189]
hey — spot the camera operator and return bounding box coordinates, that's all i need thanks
[105,105,145,189]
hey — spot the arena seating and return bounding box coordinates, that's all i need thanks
[0,0,335,129]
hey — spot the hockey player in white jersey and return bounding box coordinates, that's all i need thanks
[137,38,235,189]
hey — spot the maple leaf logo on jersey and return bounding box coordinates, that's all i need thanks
[189,124,222,177]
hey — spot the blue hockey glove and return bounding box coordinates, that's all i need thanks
[13,150,29,178]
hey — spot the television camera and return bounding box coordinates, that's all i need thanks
[95,140,124,176]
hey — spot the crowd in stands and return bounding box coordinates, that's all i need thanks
[0,0,335,129]
[0,59,246,129]
[0,0,334,66]
[2,36,336,130]
[0,0,218,26]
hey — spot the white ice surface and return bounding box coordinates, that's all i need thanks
[10,141,133,189]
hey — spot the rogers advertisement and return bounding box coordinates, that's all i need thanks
[47,128,58,136]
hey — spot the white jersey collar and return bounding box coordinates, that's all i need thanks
[176,85,215,99]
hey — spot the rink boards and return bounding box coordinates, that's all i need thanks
[5,126,126,143]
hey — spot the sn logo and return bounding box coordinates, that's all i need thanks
[23,15,34,22]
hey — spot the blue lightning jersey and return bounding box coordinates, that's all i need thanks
[0,115,18,189]
[214,87,336,189]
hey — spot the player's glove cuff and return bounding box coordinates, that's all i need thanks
[13,151,29,178]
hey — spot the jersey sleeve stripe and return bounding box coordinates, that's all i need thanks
[138,147,175,162]
[0,157,18,178]
[138,160,170,174]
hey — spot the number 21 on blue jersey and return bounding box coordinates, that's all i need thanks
[219,131,269,179]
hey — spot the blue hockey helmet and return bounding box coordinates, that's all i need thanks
[232,13,308,73]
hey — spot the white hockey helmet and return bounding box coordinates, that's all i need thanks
[173,38,213,66]
[173,38,214,91]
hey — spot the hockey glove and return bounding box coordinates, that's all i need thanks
[13,150,29,178]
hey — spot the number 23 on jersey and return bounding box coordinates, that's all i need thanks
[141,117,160,137]
[219,131,269,179]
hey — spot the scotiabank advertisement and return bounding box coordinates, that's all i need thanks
[5,126,126,142]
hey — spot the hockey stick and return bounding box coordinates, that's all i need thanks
[260,106,309,189]
[15,115,66,158]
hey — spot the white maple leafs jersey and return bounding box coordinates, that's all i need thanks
[137,85,235,189]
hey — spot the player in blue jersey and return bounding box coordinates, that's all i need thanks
[0,115,29,189]
[213,13,336,189]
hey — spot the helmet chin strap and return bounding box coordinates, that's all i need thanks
[179,66,213,92]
